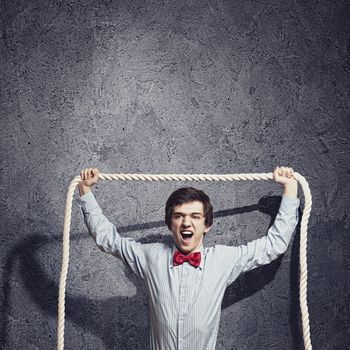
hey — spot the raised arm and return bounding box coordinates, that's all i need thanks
[77,168,153,279]
[225,167,300,285]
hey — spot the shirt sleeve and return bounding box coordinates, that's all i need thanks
[226,195,300,285]
[76,191,153,280]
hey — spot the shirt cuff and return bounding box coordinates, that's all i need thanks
[279,194,300,214]
[76,191,99,213]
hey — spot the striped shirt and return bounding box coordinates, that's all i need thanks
[77,191,300,350]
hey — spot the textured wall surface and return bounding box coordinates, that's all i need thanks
[1,0,349,349]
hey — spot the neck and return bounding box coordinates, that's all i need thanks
[175,244,203,255]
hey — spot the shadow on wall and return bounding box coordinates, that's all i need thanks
[1,196,302,349]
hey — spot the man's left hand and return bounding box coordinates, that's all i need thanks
[273,166,297,186]
[273,166,298,198]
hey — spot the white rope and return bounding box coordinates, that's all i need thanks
[57,172,313,350]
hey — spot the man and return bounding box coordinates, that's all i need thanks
[77,166,300,349]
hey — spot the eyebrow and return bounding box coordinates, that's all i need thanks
[172,211,204,215]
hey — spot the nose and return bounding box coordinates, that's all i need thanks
[182,216,191,227]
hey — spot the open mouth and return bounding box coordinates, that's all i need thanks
[180,231,193,242]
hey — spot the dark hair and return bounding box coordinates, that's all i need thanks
[165,187,213,229]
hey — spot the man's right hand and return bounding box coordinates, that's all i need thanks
[78,168,100,196]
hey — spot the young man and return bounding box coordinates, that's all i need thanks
[77,166,300,350]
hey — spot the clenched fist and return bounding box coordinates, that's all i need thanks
[273,166,298,198]
[78,167,100,196]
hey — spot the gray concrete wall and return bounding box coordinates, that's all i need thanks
[1,0,349,349]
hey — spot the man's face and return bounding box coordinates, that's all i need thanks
[170,200,211,255]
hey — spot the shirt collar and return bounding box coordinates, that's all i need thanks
[169,244,205,270]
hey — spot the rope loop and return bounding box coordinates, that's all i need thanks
[57,171,312,350]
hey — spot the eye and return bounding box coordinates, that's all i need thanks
[173,214,182,219]
[193,215,202,220]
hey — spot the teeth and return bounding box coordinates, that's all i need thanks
[181,231,193,240]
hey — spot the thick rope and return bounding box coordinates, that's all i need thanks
[57,172,313,350]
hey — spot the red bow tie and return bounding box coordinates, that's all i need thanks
[173,250,201,267]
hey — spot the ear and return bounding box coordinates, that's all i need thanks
[204,225,212,234]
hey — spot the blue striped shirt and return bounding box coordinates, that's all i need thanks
[77,192,300,350]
